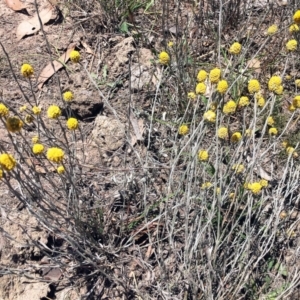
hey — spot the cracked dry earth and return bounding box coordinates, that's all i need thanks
[0,0,165,298]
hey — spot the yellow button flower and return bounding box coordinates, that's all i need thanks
[203,110,216,123]
[293,95,300,108]
[229,42,242,55]
[289,24,299,33]
[217,80,228,94]
[32,136,39,144]
[196,82,206,94]
[238,96,250,107]
[269,127,278,136]
[293,10,300,25]
[67,118,79,130]
[158,51,170,65]
[286,39,297,51]
[70,50,80,63]
[231,132,242,142]
[273,85,284,95]
[32,143,44,155]
[217,127,228,139]
[295,79,300,87]
[19,105,27,112]
[267,116,275,126]
[209,68,221,83]
[249,182,262,195]
[0,153,16,171]
[63,91,74,102]
[223,100,237,114]
[248,79,260,94]
[198,150,209,161]
[267,24,278,35]
[259,179,268,188]
[0,103,9,117]
[47,147,65,163]
[197,70,207,82]
[178,124,189,135]
[232,164,244,174]
[268,76,282,92]
[32,106,41,115]
[167,41,174,47]
[6,116,23,133]
[47,105,61,119]
[21,63,34,78]
[201,182,212,189]
[57,165,65,174]
[188,92,196,100]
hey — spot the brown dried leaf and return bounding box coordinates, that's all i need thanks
[81,41,96,56]
[42,267,62,281]
[16,7,54,40]
[247,58,261,74]
[5,0,26,11]
[37,43,76,89]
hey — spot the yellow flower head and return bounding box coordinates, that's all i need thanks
[293,10,300,25]
[67,118,79,130]
[210,102,217,111]
[47,147,65,163]
[0,103,9,117]
[197,70,207,82]
[286,146,295,156]
[70,50,80,63]
[267,24,278,35]
[21,63,34,78]
[217,127,228,139]
[196,82,206,94]
[19,105,27,112]
[0,153,16,171]
[269,127,278,136]
[201,182,212,189]
[203,110,216,123]
[63,91,74,102]
[249,182,262,195]
[245,128,253,137]
[238,96,250,107]
[229,42,242,55]
[286,75,292,80]
[188,92,196,100]
[248,79,260,94]
[32,106,41,115]
[291,102,296,111]
[232,164,244,174]
[25,114,34,124]
[295,79,300,87]
[267,116,275,126]
[167,41,174,47]
[289,24,300,33]
[231,132,242,142]
[6,116,23,133]
[259,179,268,187]
[209,68,221,83]
[223,100,237,114]
[32,143,44,155]
[293,95,300,108]
[286,39,298,51]
[268,76,282,92]
[57,165,65,174]
[178,124,189,135]
[274,85,284,95]
[47,105,61,119]
[255,92,265,107]
[282,141,289,148]
[217,80,228,94]
[32,136,39,144]
[198,149,209,161]
[158,51,170,65]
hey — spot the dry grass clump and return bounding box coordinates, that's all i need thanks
[1,1,300,299]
